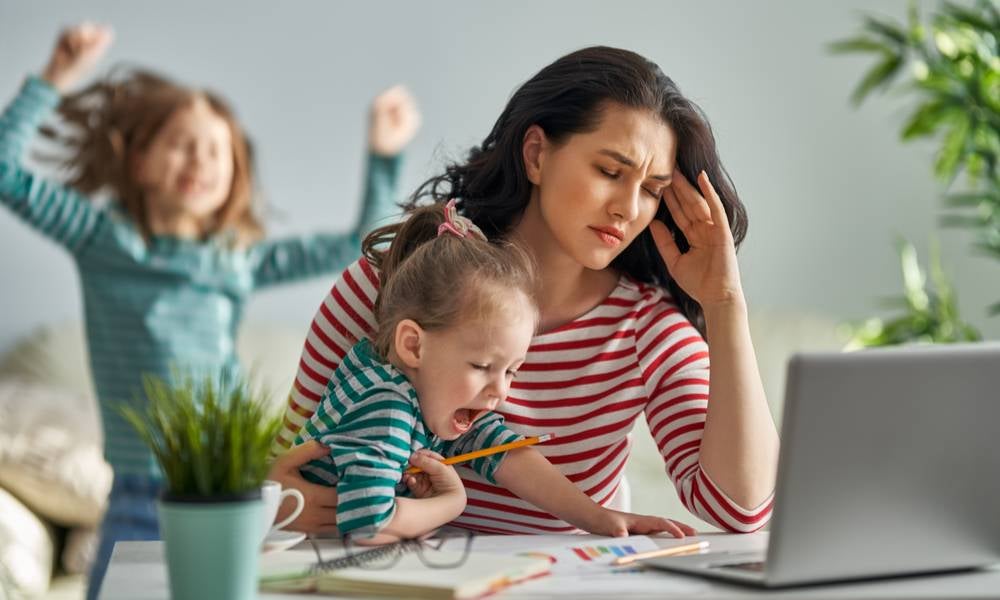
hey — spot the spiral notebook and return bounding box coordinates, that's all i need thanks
[259,542,551,599]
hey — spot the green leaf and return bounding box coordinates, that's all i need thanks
[934,114,972,180]
[851,54,905,105]
[863,15,908,44]
[943,191,995,207]
[116,371,282,497]
[828,36,892,54]
[939,213,986,227]
[941,1,995,32]
[901,100,953,138]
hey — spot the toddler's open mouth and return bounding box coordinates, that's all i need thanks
[452,408,486,434]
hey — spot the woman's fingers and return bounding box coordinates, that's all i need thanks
[663,186,692,231]
[671,170,714,224]
[671,519,698,536]
[272,440,331,474]
[696,171,733,243]
[649,220,681,270]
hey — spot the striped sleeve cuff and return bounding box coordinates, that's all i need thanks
[24,76,61,109]
[689,467,774,533]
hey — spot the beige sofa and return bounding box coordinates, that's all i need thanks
[0,311,842,598]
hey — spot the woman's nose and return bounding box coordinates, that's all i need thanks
[609,186,641,221]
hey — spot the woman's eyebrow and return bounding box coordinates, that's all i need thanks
[597,149,672,182]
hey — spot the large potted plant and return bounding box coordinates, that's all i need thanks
[831,0,998,346]
[120,373,282,600]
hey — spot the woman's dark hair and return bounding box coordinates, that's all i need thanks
[407,46,747,333]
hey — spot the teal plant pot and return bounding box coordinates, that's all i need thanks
[158,491,264,600]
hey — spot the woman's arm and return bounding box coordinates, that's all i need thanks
[649,170,779,519]
[699,298,778,509]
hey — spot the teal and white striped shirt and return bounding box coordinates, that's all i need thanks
[295,339,523,537]
[0,76,402,478]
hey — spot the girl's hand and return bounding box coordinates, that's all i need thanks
[650,170,745,309]
[586,508,697,539]
[404,450,465,501]
[267,440,340,534]
[368,85,421,157]
[42,22,114,93]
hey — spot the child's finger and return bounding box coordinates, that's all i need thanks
[412,449,445,461]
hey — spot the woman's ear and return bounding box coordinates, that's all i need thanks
[393,319,424,369]
[522,125,547,185]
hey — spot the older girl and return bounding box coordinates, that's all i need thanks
[0,22,418,598]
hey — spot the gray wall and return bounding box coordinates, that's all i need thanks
[1,0,997,355]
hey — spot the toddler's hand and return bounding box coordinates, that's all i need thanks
[368,85,421,157]
[404,450,465,501]
[586,508,697,539]
[43,22,114,93]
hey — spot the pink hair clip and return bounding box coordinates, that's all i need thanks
[437,199,487,241]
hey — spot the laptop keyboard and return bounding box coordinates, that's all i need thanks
[718,561,767,572]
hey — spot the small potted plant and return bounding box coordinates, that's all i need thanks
[120,373,282,600]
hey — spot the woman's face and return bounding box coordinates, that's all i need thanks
[527,103,676,270]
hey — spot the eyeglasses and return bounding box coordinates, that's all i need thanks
[305,528,475,574]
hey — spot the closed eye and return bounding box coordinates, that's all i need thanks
[470,363,489,371]
[643,187,663,199]
[599,167,620,179]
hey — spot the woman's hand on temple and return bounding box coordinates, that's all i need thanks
[42,22,114,93]
[268,440,340,534]
[650,170,745,309]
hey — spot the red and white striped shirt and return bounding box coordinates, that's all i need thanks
[275,258,772,533]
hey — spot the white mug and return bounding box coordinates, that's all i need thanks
[259,480,305,544]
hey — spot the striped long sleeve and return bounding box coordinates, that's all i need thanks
[0,76,102,253]
[634,288,773,533]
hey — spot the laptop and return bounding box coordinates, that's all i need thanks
[645,342,1000,587]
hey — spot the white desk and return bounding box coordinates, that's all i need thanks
[100,532,1000,599]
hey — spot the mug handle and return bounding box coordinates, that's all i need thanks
[271,488,305,531]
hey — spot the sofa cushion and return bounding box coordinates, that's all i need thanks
[0,487,56,596]
[0,380,111,527]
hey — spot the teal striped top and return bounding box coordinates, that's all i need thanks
[295,339,522,537]
[0,76,402,478]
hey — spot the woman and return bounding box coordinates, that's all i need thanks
[269,45,779,534]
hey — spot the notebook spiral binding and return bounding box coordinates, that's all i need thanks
[308,541,415,575]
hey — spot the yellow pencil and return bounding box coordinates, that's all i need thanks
[405,433,555,474]
[611,540,709,566]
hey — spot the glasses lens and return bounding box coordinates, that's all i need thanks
[418,530,473,568]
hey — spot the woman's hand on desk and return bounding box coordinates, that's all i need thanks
[587,508,698,539]
[268,440,340,534]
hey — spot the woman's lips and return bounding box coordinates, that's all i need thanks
[590,226,624,248]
